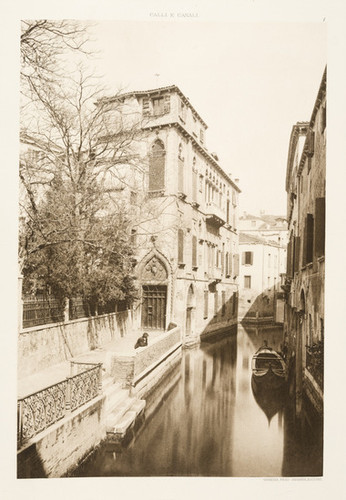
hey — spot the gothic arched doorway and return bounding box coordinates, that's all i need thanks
[141,256,168,331]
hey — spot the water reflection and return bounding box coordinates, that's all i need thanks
[73,324,322,477]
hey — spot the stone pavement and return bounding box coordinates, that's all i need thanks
[17,330,164,399]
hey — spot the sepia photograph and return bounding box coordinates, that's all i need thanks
[2,0,345,497]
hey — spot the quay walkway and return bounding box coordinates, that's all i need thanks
[18,330,164,399]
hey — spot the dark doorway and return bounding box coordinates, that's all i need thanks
[142,285,167,330]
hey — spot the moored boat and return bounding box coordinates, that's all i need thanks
[251,342,286,386]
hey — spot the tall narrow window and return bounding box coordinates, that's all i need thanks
[192,235,197,269]
[303,213,314,265]
[314,197,325,258]
[178,229,184,264]
[204,290,208,319]
[244,276,251,289]
[178,144,184,194]
[214,292,219,316]
[149,140,165,192]
[192,157,197,202]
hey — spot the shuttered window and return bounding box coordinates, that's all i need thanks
[178,158,184,194]
[306,128,315,157]
[192,235,197,268]
[286,238,293,278]
[214,292,218,316]
[163,94,171,113]
[149,140,165,192]
[244,276,251,289]
[142,97,150,116]
[221,244,225,274]
[225,252,229,277]
[178,229,184,264]
[242,251,253,265]
[234,253,239,277]
[204,290,208,319]
[314,197,325,258]
[192,169,198,202]
[152,97,164,116]
[321,105,326,132]
[303,214,314,265]
[294,236,301,272]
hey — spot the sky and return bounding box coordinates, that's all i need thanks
[86,21,326,217]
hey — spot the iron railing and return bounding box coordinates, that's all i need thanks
[17,363,102,448]
[305,342,324,389]
[22,295,64,329]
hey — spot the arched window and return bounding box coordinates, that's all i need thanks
[149,140,165,192]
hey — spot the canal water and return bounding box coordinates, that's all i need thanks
[73,325,322,477]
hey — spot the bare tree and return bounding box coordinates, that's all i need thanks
[20,67,145,308]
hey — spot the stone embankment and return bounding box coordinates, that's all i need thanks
[17,325,182,478]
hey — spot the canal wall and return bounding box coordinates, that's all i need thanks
[17,393,107,478]
[109,326,182,397]
[18,310,134,379]
[17,326,183,478]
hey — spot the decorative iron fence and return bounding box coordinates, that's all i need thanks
[22,295,64,329]
[305,342,324,389]
[17,363,102,448]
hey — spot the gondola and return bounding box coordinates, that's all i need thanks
[251,343,286,387]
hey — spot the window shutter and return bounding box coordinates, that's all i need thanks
[229,252,233,276]
[303,219,308,267]
[286,239,292,277]
[142,98,150,116]
[192,169,197,202]
[314,197,325,257]
[178,229,184,264]
[214,292,218,316]
[294,236,300,273]
[242,252,245,265]
[164,94,171,113]
[204,290,208,319]
[321,105,326,132]
[225,252,229,276]
[306,128,315,157]
[192,235,197,268]
[250,252,253,265]
[234,254,239,277]
[221,246,225,274]
[306,213,314,263]
[178,158,184,193]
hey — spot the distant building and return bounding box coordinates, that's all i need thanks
[238,213,287,323]
[283,68,326,423]
[100,85,241,344]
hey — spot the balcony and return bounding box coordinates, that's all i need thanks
[305,341,323,389]
[205,202,226,227]
[206,267,222,283]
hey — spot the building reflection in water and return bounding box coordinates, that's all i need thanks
[73,324,322,477]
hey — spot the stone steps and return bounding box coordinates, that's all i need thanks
[106,397,146,440]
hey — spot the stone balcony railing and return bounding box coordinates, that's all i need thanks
[205,202,226,227]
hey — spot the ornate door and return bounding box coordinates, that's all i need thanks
[141,256,168,330]
[142,285,167,330]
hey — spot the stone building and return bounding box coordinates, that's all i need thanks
[283,68,326,424]
[99,85,241,345]
[238,213,287,323]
